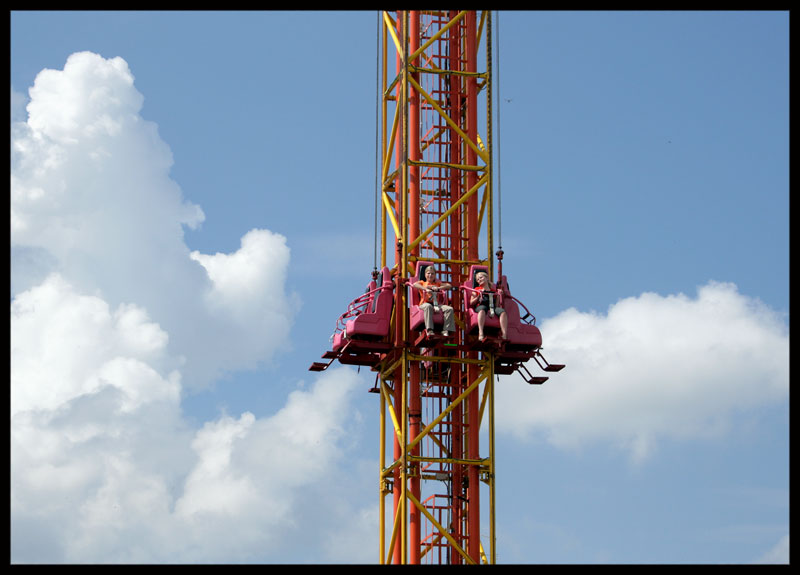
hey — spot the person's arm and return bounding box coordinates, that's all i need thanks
[469,287,479,306]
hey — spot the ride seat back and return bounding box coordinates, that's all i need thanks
[332,267,394,350]
[496,274,542,350]
[497,275,520,323]
[373,266,394,317]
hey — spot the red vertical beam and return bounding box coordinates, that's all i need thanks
[447,10,465,563]
[464,10,481,564]
[409,358,421,565]
[465,11,479,264]
[407,10,422,566]
[408,12,420,256]
[391,12,404,566]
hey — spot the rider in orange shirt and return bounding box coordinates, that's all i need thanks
[413,265,455,337]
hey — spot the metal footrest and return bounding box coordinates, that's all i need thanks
[517,362,549,385]
[533,351,566,373]
[543,363,565,372]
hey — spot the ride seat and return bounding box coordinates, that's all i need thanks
[462,264,501,335]
[496,275,542,350]
[409,261,449,333]
[332,267,394,351]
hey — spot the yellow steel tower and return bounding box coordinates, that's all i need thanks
[311,9,563,564]
[377,10,495,564]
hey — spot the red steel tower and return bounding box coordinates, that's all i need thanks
[311,10,563,564]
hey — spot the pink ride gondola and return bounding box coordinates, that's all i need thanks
[462,264,563,384]
[309,267,394,371]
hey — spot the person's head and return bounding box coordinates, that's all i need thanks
[424,266,436,280]
[475,271,488,285]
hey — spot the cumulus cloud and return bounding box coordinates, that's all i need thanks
[10,274,179,417]
[10,50,298,388]
[9,271,369,562]
[188,228,300,375]
[171,367,371,562]
[10,274,192,562]
[10,285,367,561]
[10,51,371,564]
[495,281,789,463]
[755,534,789,564]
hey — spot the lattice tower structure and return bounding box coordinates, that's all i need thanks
[377,10,497,565]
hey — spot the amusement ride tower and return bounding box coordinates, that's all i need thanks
[310,10,563,564]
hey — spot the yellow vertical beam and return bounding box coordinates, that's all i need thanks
[380,14,388,270]
[379,377,386,563]
[399,11,410,564]
[485,12,496,562]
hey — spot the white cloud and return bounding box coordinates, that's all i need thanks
[495,281,789,463]
[10,51,346,564]
[189,228,301,375]
[10,50,299,389]
[755,534,789,564]
[10,273,367,562]
[10,273,180,416]
[169,367,368,563]
[10,274,193,563]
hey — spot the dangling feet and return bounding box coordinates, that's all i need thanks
[426,329,435,337]
[478,332,485,342]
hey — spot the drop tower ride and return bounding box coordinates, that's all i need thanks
[310,10,564,564]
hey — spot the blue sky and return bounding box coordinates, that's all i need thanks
[10,10,789,564]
